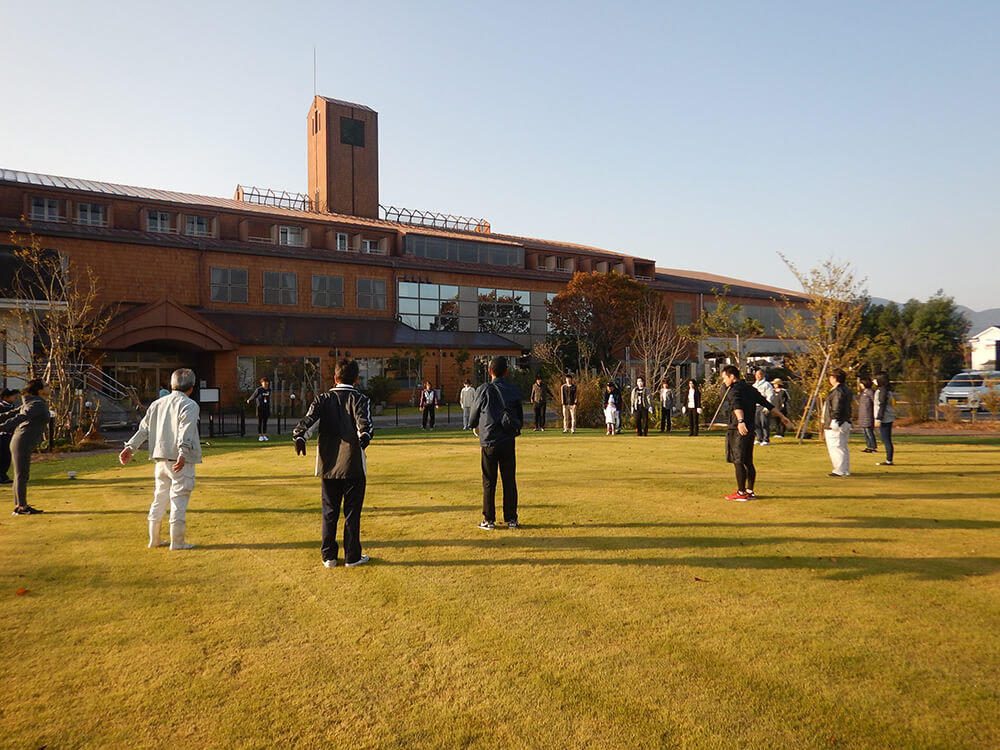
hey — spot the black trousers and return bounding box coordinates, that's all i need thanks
[635,408,649,435]
[257,405,270,435]
[482,439,517,523]
[754,406,770,443]
[659,406,671,432]
[533,402,547,429]
[0,432,11,479]
[422,405,436,428]
[320,477,366,564]
[775,410,788,437]
[687,410,699,436]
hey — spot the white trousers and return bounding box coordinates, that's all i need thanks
[562,404,576,431]
[824,421,851,476]
[462,406,472,429]
[148,460,196,527]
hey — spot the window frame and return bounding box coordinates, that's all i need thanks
[357,277,387,311]
[30,197,62,222]
[278,225,305,247]
[311,274,344,309]
[209,266,249,304]
[262,271,298,306]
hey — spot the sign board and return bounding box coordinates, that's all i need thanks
[199,388,220,404]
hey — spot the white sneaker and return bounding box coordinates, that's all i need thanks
[262,435,269,441]
[258,435,265,442]
[323,559,337,568]
[754,440,760,445]
[345,554,370,568]
[761,441,769,446]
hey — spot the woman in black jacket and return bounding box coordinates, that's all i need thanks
[682,379,702,436]
[0,379,51,515]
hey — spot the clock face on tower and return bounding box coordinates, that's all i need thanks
[340,117,365,147]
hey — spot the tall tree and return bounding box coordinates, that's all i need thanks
[630,292,690,385]
[546,272,648,369]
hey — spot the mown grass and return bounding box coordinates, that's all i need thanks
[2,430,999,749]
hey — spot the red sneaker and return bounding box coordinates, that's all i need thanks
[724,490,751,501]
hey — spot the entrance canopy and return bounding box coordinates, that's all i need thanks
[102,298,237,351]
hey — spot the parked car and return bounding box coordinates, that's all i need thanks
[938,371,1000,411]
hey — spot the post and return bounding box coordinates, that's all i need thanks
[395,403,399,426]
[240,410,245,437]
[209,413,215,438]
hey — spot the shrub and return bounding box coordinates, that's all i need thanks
[364,375,399,406]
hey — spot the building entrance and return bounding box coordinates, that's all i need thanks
[104,352,195,404]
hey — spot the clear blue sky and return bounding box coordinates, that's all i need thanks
[3,0,998,310]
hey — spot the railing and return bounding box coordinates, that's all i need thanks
[68,364,143,407]
[236,185,312,212]
[380,204,491,233]
[248,236,274,244]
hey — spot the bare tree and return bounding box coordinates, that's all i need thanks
[630,293,690,385]
[7,227,116,442]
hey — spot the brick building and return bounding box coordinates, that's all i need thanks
[0,95,803,409]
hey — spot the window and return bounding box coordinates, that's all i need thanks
[335,232,348,252]
[279,226,304,247]
[210,267,248,303]
[361,239,382,255]
[76,203,105,226]
[312,275,344,308]
[263,271,297,306]
[30,197,61,222]
[147,210,172,233]
[674,301,693,328]
[185,215,211,237]
[357,278,386,310]
[340,117,365,147]
[403,235,524,268]
[477,288,531,335]
[396,281,458,330]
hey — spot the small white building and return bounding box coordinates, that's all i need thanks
[969,326,1000,370]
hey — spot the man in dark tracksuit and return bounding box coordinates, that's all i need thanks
[719,365,793,501]
[530,375,553,431]
[293,359,373,568]
[470,356,524,530]
[0,388,18,484]
[247,378,272,441]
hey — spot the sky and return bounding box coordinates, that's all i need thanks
[2,0,998,310]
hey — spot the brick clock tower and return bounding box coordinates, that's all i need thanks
[307,96,379,219]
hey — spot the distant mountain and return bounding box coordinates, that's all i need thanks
[868,297,999,336]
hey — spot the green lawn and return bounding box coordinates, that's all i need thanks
[2,430,999,749]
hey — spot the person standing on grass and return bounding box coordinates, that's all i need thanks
[119,369,201,548]
[0,388,19,485]
[419,380,438,430]
[560,373,577,433]
[293,358,373,568]
[682,379,702,436]
[873,372,896,466]
[470,356,523,530]
[857,377,877,453]
[530,374,553,431]
[720,365,793,501]
[603,382,619,435]
[752,368,775,446]
[1,380,51,516]
[631,376,651,436]
[823,368,853,477]
[459,379,476,430]
[771,378,790,438]
[658,380,674,432]
[246,377,272,442]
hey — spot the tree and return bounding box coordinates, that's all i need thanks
[630,292,690,385]
[7,228,116,442]
[680,286,764,370]
[777,256,868,433]
[546,272,648,370]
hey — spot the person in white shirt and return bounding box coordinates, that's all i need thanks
[119,368,202,550]
[752,368,775,446]
[459,379,476,430]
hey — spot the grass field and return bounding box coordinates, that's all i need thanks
[2,429,999,749]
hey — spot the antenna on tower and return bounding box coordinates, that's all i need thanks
[313,46,317,95]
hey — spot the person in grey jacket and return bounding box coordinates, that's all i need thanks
[469,356,524,530]
[856,377,877,453]
[2,379,51,515]
[873,372,896,466]
[293,358,373,568]
[119,369,202,548]
[823,368,853,477]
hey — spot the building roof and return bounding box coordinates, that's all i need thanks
[654,267,808,302]
[197,311,522,351]
[970,326,1000,339]
[316,96,376,113]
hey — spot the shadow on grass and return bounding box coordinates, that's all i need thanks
[532,517,1000,530]
[368,554,1000,580]
[365,535,891,551]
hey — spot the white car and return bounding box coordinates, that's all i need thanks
[938,371,1000,411]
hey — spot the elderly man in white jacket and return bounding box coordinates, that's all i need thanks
[119,368,202,550]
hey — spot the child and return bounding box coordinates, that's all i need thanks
[603,382,618,435]
[292,358,373,568]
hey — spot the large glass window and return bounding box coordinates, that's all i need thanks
[312,275,344,308]
[403,235,524,268]
[263,271,297,306]
[358,278,386,310]
[477,288,531,335]
[396,281,458,331]
[210,267,248,303]
[674,301,693,328]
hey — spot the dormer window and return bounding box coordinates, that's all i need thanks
[76,203,106,226]
[30,197,62,222]
[185,215,212,237]
[279,225,305,247]
[147,210,173,233]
